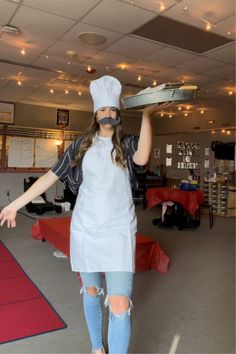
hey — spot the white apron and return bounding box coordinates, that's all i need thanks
[70,135,137,273]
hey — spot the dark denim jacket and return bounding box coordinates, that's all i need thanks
[51,135,140,195]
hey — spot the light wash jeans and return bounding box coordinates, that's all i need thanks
[80,271,134,354]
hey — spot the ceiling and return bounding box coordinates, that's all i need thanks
[0,0,235,124]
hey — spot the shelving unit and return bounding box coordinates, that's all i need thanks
[200,181,229,216]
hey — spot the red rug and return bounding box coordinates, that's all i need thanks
[0,241,67,345]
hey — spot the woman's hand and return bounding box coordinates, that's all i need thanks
[0,206,17,228]
[143,102,173,116]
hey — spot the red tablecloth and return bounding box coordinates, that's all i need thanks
[31,217,169,274]
[146,188,204,215]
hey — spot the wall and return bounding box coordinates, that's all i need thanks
[1,101,235,206]
[149,132,235,180]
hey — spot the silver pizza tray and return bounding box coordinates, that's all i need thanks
[121,82,199,110]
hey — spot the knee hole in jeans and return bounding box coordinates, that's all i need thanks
[80,285,104,296]
[105,295,133,315]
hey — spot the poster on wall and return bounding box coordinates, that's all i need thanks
[0,102,15,124]
[154,148,160,159]
[56,109,70,127]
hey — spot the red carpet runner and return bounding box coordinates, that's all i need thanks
[0,241,67,345]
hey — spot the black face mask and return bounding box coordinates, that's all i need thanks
[97,116,121,126]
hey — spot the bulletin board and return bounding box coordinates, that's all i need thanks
[0,125,83,172]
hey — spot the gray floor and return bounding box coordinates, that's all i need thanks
[0,205,235,354]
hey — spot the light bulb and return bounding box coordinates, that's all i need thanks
[17,80,22,86]
[206,22,212,31]
[20,48,26,55]
[153,80,157,86]
[55,140,63,146]
[137,75,141,81]
[200,110,204,114]
[160,2,165,11]
[50,88,54,94]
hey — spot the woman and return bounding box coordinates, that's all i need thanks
[0,75,167,354]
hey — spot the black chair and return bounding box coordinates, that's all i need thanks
[132,172,147,209]
[24,177,55,215]
[199,201,214,229]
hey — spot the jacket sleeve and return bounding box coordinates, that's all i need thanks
[51,139,82,183]
[124,134,139,157]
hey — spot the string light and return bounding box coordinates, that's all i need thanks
[65,89,69,94]
[181,6,188,14]
[17,80,22,86]
[227,31,231,36]
[211,130,216,134]
[228,91,233,95]
[169,114,172,118]
[227,130,231,135]
[160,2,165,11]
[184,113,188,117]
[221,129,225,133]
[78,91,82,96]
[200,110,205,114]
[50,88,54,94]
[160,113,164,117]
[86,65,96,73]
[178,106,182,111]
[137,75,141,81]
[208,120,215,124]
[55,140,63,146]
[20,48,26,55]
[205,22,212,31]
[153,80,157,86]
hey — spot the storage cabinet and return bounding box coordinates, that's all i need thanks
[199,181,234,216]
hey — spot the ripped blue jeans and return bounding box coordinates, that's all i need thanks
[80,271,134,354]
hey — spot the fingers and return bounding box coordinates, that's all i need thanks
[0,212,16,228]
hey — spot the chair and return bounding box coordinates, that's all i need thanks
[24,177,55,215]
[199,201,214,229]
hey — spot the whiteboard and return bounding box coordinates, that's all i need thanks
[8,137,34,167]
[35,139,58,168]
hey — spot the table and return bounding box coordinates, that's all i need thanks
[146,188,205,229]
[146,188,204,215]
[31,217,169,273]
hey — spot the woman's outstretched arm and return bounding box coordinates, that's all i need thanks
[133,102,171,166]
[0,170,59,228]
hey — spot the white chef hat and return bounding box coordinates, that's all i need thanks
[90,75,122,113]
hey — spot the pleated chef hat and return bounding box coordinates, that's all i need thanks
[90,75,122,113]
